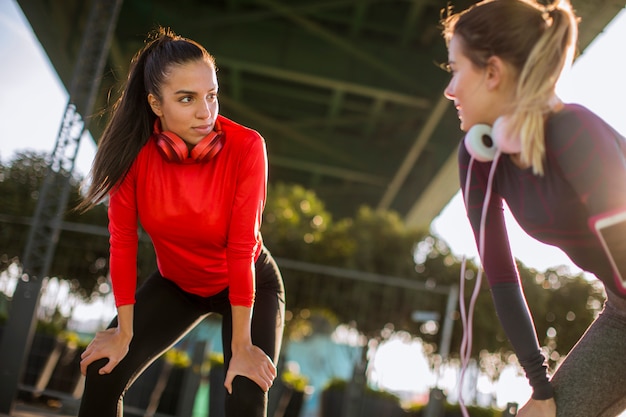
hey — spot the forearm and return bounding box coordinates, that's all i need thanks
[231,305,253,351]
[491,283,553,399]
[116,304,134,342]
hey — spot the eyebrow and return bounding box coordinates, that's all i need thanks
[173,88,218,95]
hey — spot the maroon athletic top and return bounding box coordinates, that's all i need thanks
[459,103,626,399]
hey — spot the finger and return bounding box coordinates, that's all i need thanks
[80,354,95,376]
[98,357,119,375]
[81,342,96,357]
[224,371,234,394]
[259,367,272,384]
[267,362,277,377]
[258,371,273,391]
[265,362,277,378]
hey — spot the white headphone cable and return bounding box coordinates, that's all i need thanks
[458,150,501,416]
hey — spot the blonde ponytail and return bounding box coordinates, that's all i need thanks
[512,0,578,175]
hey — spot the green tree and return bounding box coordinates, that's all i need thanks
[262,182,332,261]
[262,183,448,339]
[0,151,156,298]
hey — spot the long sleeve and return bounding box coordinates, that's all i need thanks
[458,141,553,399]
[491,284,554,399]
[225,131,267,307]
[108,169,140,307]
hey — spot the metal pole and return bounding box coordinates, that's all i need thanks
[0,0,122,412]
[424,285,459,417]
[439,285,459,361]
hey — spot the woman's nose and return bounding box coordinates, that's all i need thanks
[444,81,455,100]
[197,100,212,118]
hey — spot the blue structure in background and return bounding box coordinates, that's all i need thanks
[187,319,362,417]
[285,335,362,417]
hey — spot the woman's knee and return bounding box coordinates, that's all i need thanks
[225,375,267,417]
[78,359,125,417]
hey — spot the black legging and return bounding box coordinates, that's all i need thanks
[78,247,285,417]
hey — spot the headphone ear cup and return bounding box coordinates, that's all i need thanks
[464,123,497,162]
[153,118,224,163]
[155,131,189,162]
[190,131,224,162]
[492,116,521,155]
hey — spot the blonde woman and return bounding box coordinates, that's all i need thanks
[443,1,626,416]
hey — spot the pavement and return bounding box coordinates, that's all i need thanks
[0,401,77,417]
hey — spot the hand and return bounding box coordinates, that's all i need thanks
[224,344,277,394]
[516,398,557,417]
[80,327,131,376]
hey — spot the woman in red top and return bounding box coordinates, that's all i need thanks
[77,27,285,417]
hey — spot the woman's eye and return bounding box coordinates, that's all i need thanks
[180,96,193,103]
[208,93,218,101]
[439,62,452,73]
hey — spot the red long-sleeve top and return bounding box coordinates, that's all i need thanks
[107,115,266,308]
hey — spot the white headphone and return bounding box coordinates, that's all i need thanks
[464,116,521,162]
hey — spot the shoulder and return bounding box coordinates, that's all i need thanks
[547,103,610,132]
[219,115,264,146]
[546,103,623,147]
[133,136,161,167]
[544,103,626,175]
[218,116,267,167]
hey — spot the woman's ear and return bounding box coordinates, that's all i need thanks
[485,56,506,91]
[147,93,163,117]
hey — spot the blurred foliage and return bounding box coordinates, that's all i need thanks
[263,183,435,340]
[323,377,401,403]
[0,153,608,372]
[164,347,192,368]
[285,308,339,341]
[262,182,331,261]
[0,150,156,297]
[281,369,309,392]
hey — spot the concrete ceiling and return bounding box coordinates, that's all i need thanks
[17,0,626,228]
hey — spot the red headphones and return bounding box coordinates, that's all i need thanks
[153,118,224,163]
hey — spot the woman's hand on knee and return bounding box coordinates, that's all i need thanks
[517,398,557,417]
[80,327,132,376]
[224,344,277,394]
